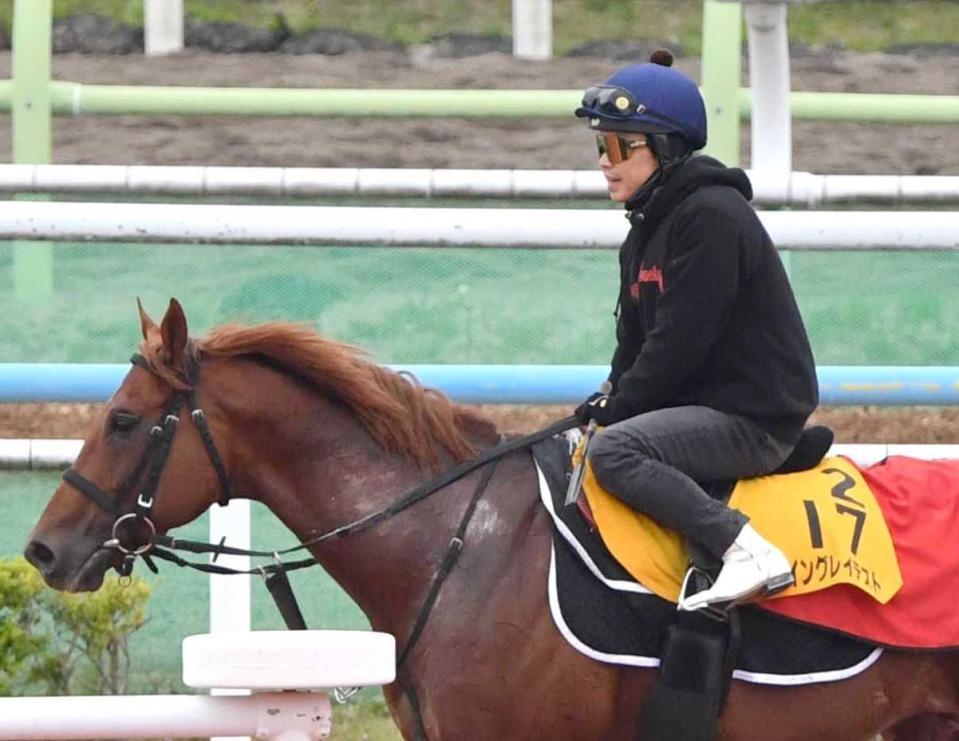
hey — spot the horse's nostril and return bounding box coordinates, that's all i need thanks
[24,540,56,571]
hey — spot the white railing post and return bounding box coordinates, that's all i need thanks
[208,500,251,741]
[144,0,184,56]
[743,0,792,176]
[209,501,251,635]
[512,0,552,60]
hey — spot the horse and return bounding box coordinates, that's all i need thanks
[23,299,959,740]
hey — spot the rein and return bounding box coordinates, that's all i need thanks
[60,348,578,580]
[61,350,579,740]
[150,414,578,574]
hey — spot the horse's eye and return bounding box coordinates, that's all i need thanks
[109,411,141,435]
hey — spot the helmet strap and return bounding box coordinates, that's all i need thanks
[625,168,664,212]
[646,133,693,171]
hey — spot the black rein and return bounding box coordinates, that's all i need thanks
[59,349,580,741]
[60,349,578,579]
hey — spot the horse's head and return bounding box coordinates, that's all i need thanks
[24,299,230,592]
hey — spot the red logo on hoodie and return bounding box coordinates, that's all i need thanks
[637,264,664,294]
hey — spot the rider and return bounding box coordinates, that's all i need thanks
[574,50,819,611]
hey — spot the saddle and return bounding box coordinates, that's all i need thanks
[640,426,834,741]
[642,426,835,741]
[544,425,888,741]
[770,424,835,476]
[577,424,902,609]
[547,425,959,739]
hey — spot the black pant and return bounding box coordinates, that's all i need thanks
[587,406,793,559]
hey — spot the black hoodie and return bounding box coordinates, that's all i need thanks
[605,155,818,445]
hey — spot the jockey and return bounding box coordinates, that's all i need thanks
[574,50,819,611]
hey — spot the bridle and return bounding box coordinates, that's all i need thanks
[62,349,233,578]
[62,347,578,583]
[58,345,580,741]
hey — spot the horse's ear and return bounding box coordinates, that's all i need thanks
[137,298,159,340]
[160,298,189,367]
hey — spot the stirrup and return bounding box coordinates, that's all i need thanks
[678,565,732,623]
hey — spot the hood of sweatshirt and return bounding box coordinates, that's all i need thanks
[625,155,753,228]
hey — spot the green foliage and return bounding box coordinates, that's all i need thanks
[0,557,151,696]
[52,0,143,25]
[0,559,59,695]
[789,0,959,53]
[0,1,955,53]
[335,697,402,740]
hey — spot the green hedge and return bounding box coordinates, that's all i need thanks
[0,557,150,696]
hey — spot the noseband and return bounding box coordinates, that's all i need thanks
[62,350,233,577]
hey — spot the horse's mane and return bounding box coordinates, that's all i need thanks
[140,321,497,469]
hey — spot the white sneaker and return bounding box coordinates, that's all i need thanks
[678,524,794,612]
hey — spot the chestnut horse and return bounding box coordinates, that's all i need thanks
[24,300,959,740]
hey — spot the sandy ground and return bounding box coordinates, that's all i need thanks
[0,49,957,173]
[0,49,956,440]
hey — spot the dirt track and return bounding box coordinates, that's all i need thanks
[0,49,956,440]
[0,49,957,173]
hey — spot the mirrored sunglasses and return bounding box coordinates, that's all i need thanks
[595,133,649,164]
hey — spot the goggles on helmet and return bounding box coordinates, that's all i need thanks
[595,132,648,165]
[580,85,647,119]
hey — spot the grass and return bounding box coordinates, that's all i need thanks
[0,1,956,55]
[335,702,403,740]
[0,236,956,367]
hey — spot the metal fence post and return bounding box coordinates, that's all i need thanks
[512,0,552,60]
[701,0,743,167]
[11,0,53,300]
[743,0,804,278]
[144,0,184,56]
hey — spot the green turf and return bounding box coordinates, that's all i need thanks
[0,241,956,367]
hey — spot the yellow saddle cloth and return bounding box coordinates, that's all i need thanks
[579,454,903,605]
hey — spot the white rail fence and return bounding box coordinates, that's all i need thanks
[2,201,958,249]
[0,630,396,740]
[2,164,958,205]
[144,0,184,57]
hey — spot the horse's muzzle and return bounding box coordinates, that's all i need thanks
[23,534,114,592]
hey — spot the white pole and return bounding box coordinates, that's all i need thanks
[144,0,184,57]
[0,693,332,740]
[209,501,251,636]
[3,164,959,205]
[209,500,252,741]
[512,0,552,60]
[2,201,959,250]
[0,695,254,739]
[744,1,792,177]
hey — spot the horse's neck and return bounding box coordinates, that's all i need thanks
[220,363,486,636]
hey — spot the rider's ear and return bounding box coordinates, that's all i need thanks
[137,298,159,340]
[160,298,189,368]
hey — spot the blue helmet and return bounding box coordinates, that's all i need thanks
[575,51,707,152]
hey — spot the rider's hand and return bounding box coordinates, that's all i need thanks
[574,393,620,426]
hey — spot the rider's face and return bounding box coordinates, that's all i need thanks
[597,132,659,202]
